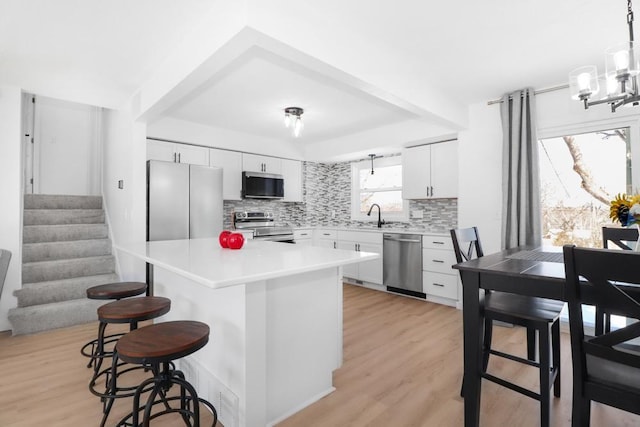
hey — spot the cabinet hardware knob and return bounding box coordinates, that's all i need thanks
[433,241,444,245]
[178,153,181,163]
[433,260,444,263]
[433,283,445,287]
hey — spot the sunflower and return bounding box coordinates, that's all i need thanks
[610,193,632,225]
[610,193,640,225]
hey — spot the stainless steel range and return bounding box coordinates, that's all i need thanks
[233,211,295,243]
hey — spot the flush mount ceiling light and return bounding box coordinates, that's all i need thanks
[569,0,640,112]
[283,107,304,137]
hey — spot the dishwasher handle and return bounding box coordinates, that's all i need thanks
[383,236,422,243]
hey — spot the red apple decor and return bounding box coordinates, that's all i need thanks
[218,230,232,248]
[227,233,245,250]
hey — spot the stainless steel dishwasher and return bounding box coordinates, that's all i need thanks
[383,233,424,297]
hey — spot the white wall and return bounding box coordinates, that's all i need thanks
[457,102,503,254]
[34,96,101,195]
[102,108,147,281]
[0,86,23,331]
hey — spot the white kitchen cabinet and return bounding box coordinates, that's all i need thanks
[402,140,458,199]
[337,231,383,285]
[209,148,242,200]
[281,159,303,202]
[422,234,459,305]
[147,140,209,166]
[242,153,282,174]
[293,228,313,245]
[313,229,337,249]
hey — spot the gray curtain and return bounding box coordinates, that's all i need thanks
[500,88,541,249]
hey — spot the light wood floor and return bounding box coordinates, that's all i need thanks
[1,284,639,426]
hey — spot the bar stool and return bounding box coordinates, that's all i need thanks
[89,297,171,426]
[114,321,218,427]
[81,282,148,366]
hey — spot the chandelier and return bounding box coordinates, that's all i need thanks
[569,0,640,112]
[283,107,304,137]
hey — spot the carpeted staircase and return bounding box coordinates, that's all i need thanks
[8,194,119,335]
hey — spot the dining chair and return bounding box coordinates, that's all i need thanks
[563,245,640,427]
[597,226,640,335]
[0,249,11,301]
[451,227,564,427]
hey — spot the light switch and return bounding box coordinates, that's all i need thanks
[411,210,424,219]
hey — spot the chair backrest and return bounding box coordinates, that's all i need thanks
[563,245,640,411]
[0,249,11,300]
[602,226,638,250]
[450,227,484,265]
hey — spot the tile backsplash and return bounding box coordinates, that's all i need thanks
[223,161,457,233]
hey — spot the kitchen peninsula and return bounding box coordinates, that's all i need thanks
[115,238,379,427]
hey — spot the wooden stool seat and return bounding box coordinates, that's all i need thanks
[87,282,147,300]
[116,321,209,364]
[98,296,171,324]
[114,321,217,426]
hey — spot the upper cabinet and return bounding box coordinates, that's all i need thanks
[147,140,209,166]
[242,153,282,174]
[209,148,242,201]
[281,159,303,202]
[402,140,458,199]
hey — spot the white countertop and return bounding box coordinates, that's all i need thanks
[116,238,379,290]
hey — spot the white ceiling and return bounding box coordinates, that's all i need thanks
[163,48,419,144]
[0,0,631,151]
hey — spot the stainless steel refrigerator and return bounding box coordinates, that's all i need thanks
[147,160,223,241]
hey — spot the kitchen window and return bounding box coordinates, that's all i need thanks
[351,156,408,222]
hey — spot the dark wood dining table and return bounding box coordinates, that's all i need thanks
[452,245,567,427]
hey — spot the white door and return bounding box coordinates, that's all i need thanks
[177,144,209,166]
[402,145,431,199]
[281,159,303,202]
[210,148,242,200]
[147,140,176,162]
[34,96,100,195]
[430,141,458,199]
[337,241,359,279]
[357,243,383,284]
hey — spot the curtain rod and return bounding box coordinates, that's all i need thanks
[487,83,569,105]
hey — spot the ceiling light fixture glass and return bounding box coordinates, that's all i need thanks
[569,0,640,112]
[284,107,304,137]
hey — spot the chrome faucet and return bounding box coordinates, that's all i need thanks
[367,203,385,228]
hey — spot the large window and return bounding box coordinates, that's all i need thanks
[538,127,632,329]
[538,127,631,247]
[351,156,408,221]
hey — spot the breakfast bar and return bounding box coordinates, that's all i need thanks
[116,238,379,427]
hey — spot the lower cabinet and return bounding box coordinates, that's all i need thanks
[337,231,383,285]
[293,229,313,246]
[313,229,337,249]
[422,234,459,305]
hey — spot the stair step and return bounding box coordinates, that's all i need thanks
[24,209,105,226]
[15,273,120,307]
[23,224,108,243]
[24,194,102,210]
[8,298,104,335]
[22,239,112,262]
[22,255,115,284]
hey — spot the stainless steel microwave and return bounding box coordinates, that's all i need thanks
[242,172,284,199]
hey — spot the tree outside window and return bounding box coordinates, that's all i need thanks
[538,128,631,248]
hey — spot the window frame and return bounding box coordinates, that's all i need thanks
[350,156,409,222]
